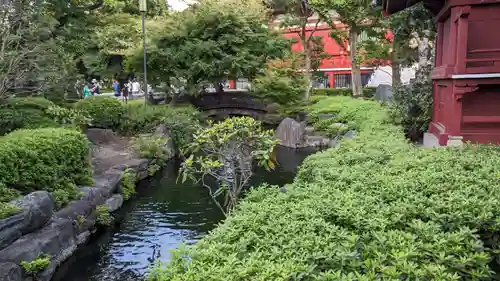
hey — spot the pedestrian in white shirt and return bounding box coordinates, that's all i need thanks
[131,80,140,100]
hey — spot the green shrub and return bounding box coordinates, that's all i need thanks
[252,67,306,106]
[133,135,172,163]
[21,254,51,275]
[0,203,21,220]
[312,86,376,99]
[389,65,433,141]
[120,168,136,201]
[0,128,93,208]
[150,96,500,280]
[95,205,113,226]
[161,106,201,152]
[0,184,21,202]
[74,97,125,129]
[119,104,201,152]
[0,97,60,135]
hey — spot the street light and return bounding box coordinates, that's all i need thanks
[139,0,148,104]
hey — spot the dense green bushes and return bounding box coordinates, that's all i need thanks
[73,97,200,150]
[312,86,376,99]
[0,97,91,136]
[0,128,93,208]
[0,97,60,135]
[150,96,500,280]
[74,97,125,130]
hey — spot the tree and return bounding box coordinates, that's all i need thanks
[359,3,436,87]
[179,117,278,216]
[252,55,307,106]
[267,0,328,100]
[174,0,289,93]
[125,15,187,105]
[311,0,382,97]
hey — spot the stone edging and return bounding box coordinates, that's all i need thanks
[0,157,156,281]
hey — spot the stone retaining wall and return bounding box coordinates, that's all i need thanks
[0,158,154,281]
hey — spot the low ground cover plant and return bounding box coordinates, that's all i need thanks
[149,96,500,280]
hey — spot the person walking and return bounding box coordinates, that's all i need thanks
[91,79,100,95]
[131,79,140,100]
[121,82,129,103]
[83,84,92,98]
[113,79,120,97]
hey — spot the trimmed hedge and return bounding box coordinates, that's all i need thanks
[0,97,60,136]
[0,128,93,208]
[74,97,125,130]
[150,96,500,280]
[312,86,376,99]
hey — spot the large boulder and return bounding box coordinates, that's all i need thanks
[153,124,175,157]
[53,200,94,222]
[111,158,150,181]
[11,191,54,235]
[78,187,108,207]
[0,219,77,281]
[275,118,307,148]
[93,172,121,196]
[374,84,393,103]
[0,218,77,263]
[0,262,22,281]
[0,213,24,251]
[276,118,334,148]
[104,194,124,213]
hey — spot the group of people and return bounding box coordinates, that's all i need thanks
[82,78,142,103]
[112,79,141,102]
[82,79,101,98]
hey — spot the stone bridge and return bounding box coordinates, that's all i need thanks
[190,91,268,119]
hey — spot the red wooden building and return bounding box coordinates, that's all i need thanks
[228,17,383,90]
[384,0,500,146]
[279,19,376,88]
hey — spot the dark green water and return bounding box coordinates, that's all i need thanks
[52,146,317,281]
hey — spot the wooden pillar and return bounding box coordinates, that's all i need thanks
[454,6,471,74]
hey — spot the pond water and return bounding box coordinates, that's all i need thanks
[52,146,318,281]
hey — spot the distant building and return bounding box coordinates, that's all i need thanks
[225,14,415,90]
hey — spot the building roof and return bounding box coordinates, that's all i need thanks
[381,0,445,14]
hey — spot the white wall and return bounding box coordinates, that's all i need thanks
[366,65,417,87]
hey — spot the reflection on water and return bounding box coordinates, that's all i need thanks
[52,146,317,281]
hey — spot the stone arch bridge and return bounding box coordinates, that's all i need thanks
[190,91,268,119]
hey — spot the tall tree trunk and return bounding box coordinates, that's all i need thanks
[392,59,401,88]
[417,33,430,74]
[349,30,363,98]
[301,22,312,101]
[391,42,402,88]
[304,45,312,100]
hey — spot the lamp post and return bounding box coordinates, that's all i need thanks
[139,0,148,103]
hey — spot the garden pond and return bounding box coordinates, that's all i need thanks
[51,146,318,281]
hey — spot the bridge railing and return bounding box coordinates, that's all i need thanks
[191,91,267,112]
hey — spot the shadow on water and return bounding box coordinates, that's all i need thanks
[51,145,319,281]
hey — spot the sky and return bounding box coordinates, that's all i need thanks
[167,0,192,11]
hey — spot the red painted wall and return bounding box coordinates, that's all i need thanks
[281,24,353,70]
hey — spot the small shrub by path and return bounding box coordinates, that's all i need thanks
[74,97,125,130]
[0,128,93,208]
[149,96,500,280]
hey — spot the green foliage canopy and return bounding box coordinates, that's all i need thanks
[128,0,290,93]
